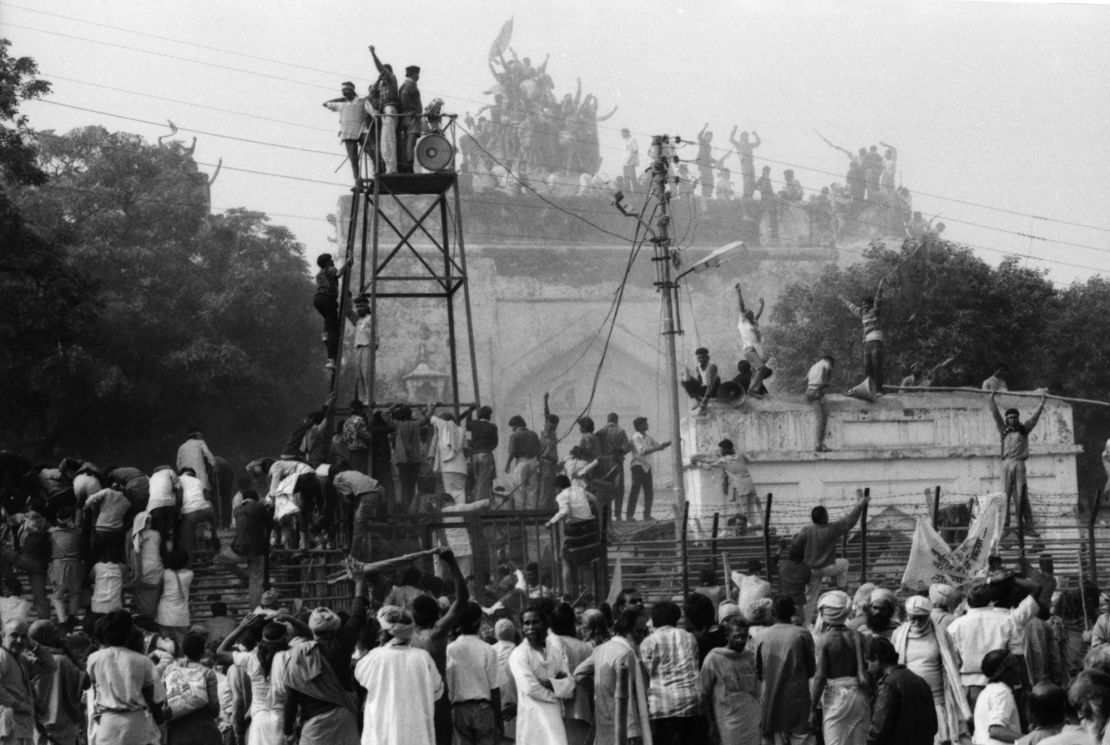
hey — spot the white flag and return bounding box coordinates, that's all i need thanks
[489,18,513,61]
[902,492,1006,589]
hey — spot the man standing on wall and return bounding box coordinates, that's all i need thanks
[990,389,1047,532]
[806,354,836,452]
[839,277,886,395]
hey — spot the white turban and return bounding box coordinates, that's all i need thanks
[905,595,933,617]
[929,583,955,609]
[818,590,851,625]
[309,607,342,634]
[376,605,415,641]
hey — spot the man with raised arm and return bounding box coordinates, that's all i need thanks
[729,127,761,198]
[369,45,400,174]
[736,282,772,396]
[796,492,870,623]
[991,389,1047,531]
[322,81,369,182]
[840,277,887,395]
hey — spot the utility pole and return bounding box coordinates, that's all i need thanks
[649,135,687,525]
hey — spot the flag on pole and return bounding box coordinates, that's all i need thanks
[606,556,623,606]
[489,18,513,61]
[901,492,1006,589]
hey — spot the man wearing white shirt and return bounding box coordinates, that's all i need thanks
[146,466,180,553]
[322,81,369,182]
[626,417,669,522]
[621,128,639,193]
[947,582,1020,713]
[806,354,836,452]
[178,467,217,557]
[445,602,502,745]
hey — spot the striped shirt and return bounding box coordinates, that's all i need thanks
[640,625,702,718]
[843,293,884,342]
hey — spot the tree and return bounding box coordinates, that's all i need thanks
[766,239,1057,392]
[0,38,51,186]
[8,125,322,463]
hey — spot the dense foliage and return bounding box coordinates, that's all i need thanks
[1,43,321,465]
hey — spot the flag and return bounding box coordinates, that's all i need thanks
[606,556,623,606]
[489,18,513,61]
[902,492,1006,589]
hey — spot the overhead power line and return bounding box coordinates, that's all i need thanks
[13,7,1110,238]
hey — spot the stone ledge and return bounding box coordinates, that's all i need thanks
[688,444,1083,464]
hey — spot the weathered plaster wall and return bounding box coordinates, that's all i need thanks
[684,391,1080,533]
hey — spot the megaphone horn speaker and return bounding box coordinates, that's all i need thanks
[416,134,454,172]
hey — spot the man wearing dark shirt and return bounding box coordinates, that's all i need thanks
[506,415,542,510]
[538,396,560,509]
[369,45,399,174]
[282,567,368,745]
[467,406,499,503]
[797,494,869,623]
[399,65,422,173]
[596,413,631,522]
[232,490,272,607]
[867,637,937,745]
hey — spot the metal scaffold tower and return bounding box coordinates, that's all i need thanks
[328,115,480,420]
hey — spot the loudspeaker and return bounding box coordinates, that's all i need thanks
[415,134,454,172]
[846,377,878,402]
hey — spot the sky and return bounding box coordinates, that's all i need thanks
[5,0,1110,283]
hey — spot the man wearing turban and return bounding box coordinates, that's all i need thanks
[354,606,443,745]
[928,584,957,632]
[811,591,870,745]
[858,588,901,640]
[892,596,971,745]
[278,564,369,745]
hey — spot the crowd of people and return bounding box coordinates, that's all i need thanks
[3,518,1110,745]
[2,413,1109,745]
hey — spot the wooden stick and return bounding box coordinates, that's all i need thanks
[763,493,774,584]
[860,488,869,584]
[327,548,439,584]
[1078,546,1092,631]
[896,385,1110,408]
[1089,490,1102,590]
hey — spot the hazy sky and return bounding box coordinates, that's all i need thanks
[5,0,1110,283]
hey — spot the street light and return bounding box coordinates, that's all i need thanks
[676,241,747,281]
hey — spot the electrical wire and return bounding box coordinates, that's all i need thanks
[15,8,1110,239]
[42,73,335,133]
[25,92,1109,273]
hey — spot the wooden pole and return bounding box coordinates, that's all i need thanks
[1089,491,1102,591]
[896,385,1110,408]
[763,493,774,584]
[327,547,439,583]
[1079,546,1092,631]
[860,488,870,584]
[681,501,690,602]
[711,512,720,577]
[931,486,942,530]
[1017,483,1027,564]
